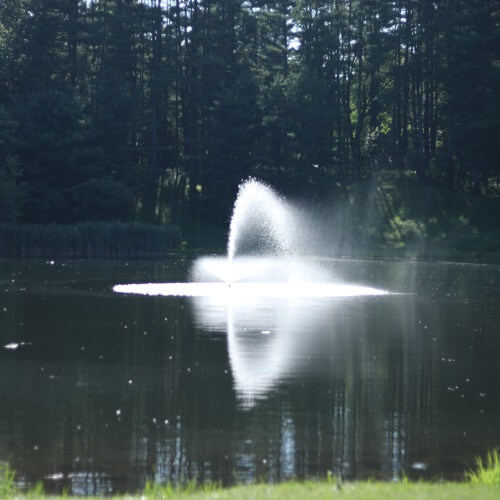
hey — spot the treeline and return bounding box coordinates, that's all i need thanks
[0,0,498,225]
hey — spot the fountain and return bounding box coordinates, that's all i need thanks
[227,179,294,262]
[115,178,388,297]
[113,178,390,405]
[191,178,298,284]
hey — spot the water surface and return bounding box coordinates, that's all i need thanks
[0,257,499,495]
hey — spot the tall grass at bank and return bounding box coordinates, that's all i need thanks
[0,463,16,497]
[467,449,500,485]
[0,222,182,258]
[144,479,221,498]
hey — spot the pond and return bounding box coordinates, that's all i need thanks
[0,257,499,495]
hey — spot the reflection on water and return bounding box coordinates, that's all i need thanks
[197,296,360,406]
[0,258,499,495]
[113,257,389,407]
[114,256,389,405]
[115,257,390,406]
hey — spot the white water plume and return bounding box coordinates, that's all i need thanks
[190,256,330,284]
[227,179,295,265]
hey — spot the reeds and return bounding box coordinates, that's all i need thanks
[0,222,182,258]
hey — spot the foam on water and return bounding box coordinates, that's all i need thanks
[113,281,388,298]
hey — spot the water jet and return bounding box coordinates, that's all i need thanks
[114,178,389,298]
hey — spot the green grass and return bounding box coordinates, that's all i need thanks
[2,450,500,498]
[142,479,221,497]
[2,481,500,500]
[142,482,500,499]
[0,463,16,497]
[466,449,500,485]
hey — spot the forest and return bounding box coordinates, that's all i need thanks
[0,0,498,229]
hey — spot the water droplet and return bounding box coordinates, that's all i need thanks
[411,462,427,471]
[46,473,64,481]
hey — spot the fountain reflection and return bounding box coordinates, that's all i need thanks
[115,256,389,406]
[224,298,331,407]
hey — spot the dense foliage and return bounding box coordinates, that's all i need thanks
[0,0,498,225]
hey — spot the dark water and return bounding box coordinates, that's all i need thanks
[0,257,499,495]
